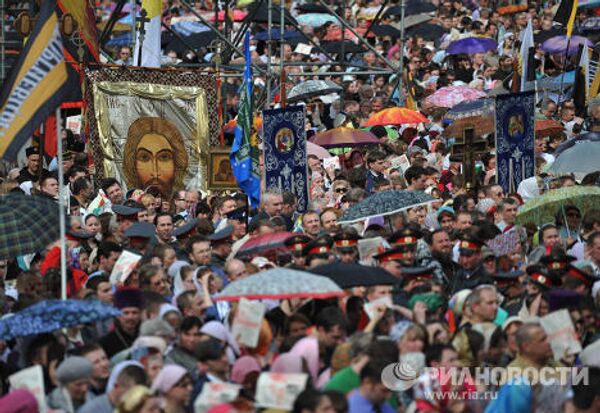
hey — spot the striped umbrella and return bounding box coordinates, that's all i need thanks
[214,268,345,301]
[364,107,429,127]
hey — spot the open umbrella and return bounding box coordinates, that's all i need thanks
[364,107,429,127]
[214,268,345,301]
[338,190,436,224]
[321,41,367,54]
[254,29,304,42]
[403,14,433,29]
[245,3,298,25]
[542,35,593,56]
[554,132,600,156]
[446,37,497,55]
[516,186,600,225]
[384,1,436,17]
[445,98,494,120]
[106,32,132,47]
[295,4,332,14]
[443,116,495,138]
[371,24,402,38]
[535,119,564,137]
[425,86,487,108]
[534,27,566,44]
[311,128,380,148]
[549,141,600,175]
[287,80,342,103]
[310,263,398,288]
[307,141,332,159]
[296,12,337,27]
[0,194,63,260]
[236,232,297,259]
[165,31,218,53]
[0,299,121,340]
[405,23,447,41]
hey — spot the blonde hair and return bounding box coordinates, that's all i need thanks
[116,385,155,413]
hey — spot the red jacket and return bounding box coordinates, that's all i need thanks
[40,246,88,297]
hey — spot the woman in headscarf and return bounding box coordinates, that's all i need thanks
[151,365,193,413]
[200,321,240,364]
[116,385,162,413]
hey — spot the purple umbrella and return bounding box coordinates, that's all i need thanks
[446,37,497,55]
[541,35,593,56]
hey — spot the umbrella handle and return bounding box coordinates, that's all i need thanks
[561,205,571,238]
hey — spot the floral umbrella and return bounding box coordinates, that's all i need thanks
[425,86,487,108]
[214,268,345,301]
[364,107,429,127]
[0,299,121,340]
[516,186,600,225]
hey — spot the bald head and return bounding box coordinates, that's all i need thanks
[224,258,247,281]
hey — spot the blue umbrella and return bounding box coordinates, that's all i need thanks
[254,29,303,41]
[106,32,132,47]
[549,140,600,174]
[172,21,211,37]
[446,37,497,55]
[296,13,338,27]
[445,98,494,121]
[541,35,593,56]
[0,299,121,340]
[554,132,600,156]
[338,191,437,224]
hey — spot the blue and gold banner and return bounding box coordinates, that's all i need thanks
[0,0,68,160]
[495,91,535,194]
[262,106,308,212]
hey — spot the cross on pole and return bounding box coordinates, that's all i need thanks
[136,8,150,65]
[450,127,488,190]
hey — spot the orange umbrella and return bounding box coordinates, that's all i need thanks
[364,107,429,127]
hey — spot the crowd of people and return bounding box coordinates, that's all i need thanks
[1,0,600,412]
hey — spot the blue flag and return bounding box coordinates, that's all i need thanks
[230,32,261,207]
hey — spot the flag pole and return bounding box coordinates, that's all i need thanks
[266,0,272,108]
[56,108,67,300]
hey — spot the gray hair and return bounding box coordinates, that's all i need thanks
[465,285,497,309]
[515,322,543,350]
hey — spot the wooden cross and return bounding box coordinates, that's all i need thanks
[450,127,488,190]
[136,9,150,64]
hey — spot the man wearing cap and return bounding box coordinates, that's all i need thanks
[388,226,423,266]
[47,356,94,412]
[333,231,361,263]
[284,234,311,268]
[112,203,142,241]
[562,263,594,295]
[224,207,248,241]
[450,233,493,294]
[493,270,525,315]
[208,225,234,271]
[374,247,405,279]
[125,222,155,255]
[18,146,47,183]
[99,288,144,358]
[303,236,334,268]
[539,246,576,285]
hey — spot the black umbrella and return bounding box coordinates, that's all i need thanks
[371,24,402,38]
[321,40,367,54]
[534,27,566,44]
[165,31,218,54]
[310,263,399,288]
[406,23,447,41]
[384,2,436,17]
[245,3,298,26]
[296,4,332,14]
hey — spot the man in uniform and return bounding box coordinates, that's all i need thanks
[333,231,361,263]
[18,146,47,183]
[492,270,525,315]
[450,233,493,294]
[284,234,311,268]
[303,236,334,268]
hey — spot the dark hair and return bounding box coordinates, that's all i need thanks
[572,367,600,409]
[185,235,209,254]
[404,166,427,185]
[100,178,120,194]
[138,264,162,289]
[292,389,327,413]
[180,315,203,332]
[425,344,456,366]
[97,241,123,261]
[315,306,347,332]
[72,177,91,196]
[153,212,173,226]
[360,360,388,382]
[86,275,110,292]
[366,150,386,165]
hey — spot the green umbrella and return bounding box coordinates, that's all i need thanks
[0,194,63,260]
[516,185,600,225]
[362,126,400,140]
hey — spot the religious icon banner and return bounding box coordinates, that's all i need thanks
[495,91,535,194]
[85,68,218,196]
[262,106,308,212]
